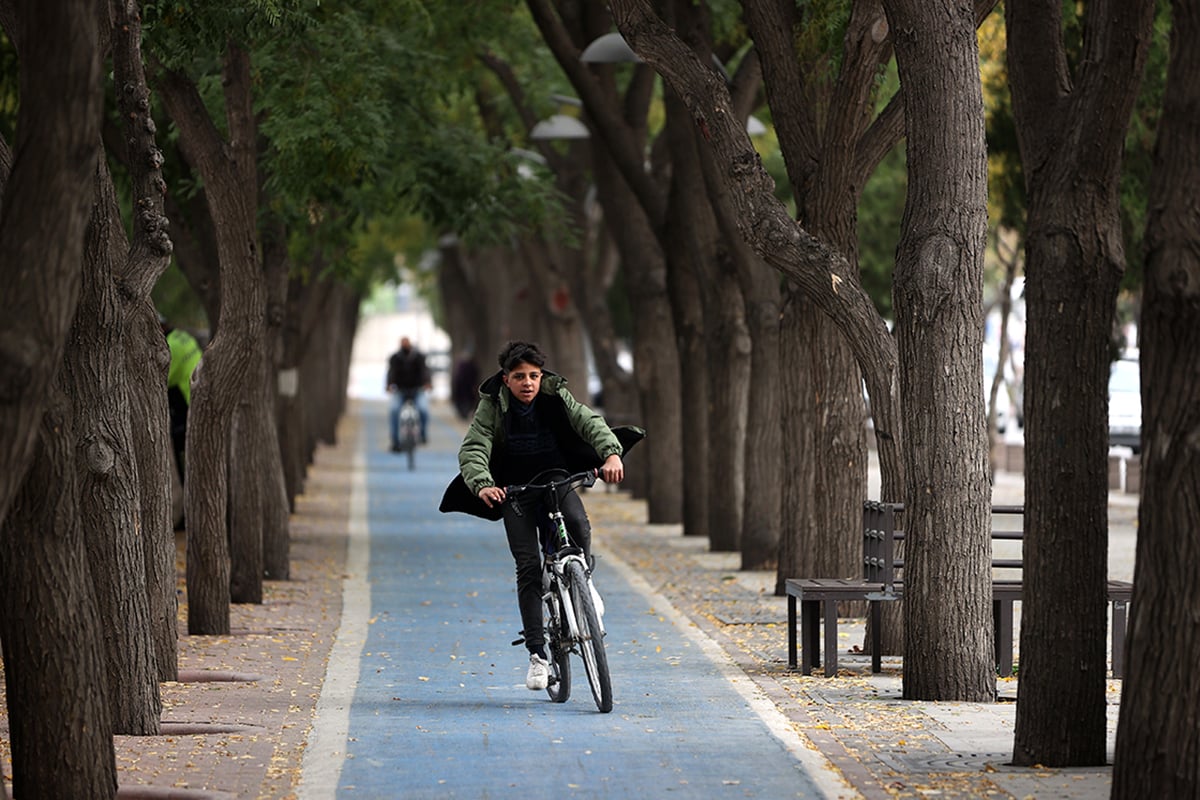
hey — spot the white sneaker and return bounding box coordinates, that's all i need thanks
[526,654,550,690]
[588,577,605,618]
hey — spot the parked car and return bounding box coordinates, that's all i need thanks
[1109,356,1141,452]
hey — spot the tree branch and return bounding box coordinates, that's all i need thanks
[609,0,899,423]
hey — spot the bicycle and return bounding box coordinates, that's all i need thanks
[394,392,420,471]
[504,469,612,713]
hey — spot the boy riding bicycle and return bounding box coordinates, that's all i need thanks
[440,341,628,691]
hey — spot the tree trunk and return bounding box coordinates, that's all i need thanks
[702,258,751,552]
[124,304,179,681]
[278,273,337,506]
[610,0,904,507]
[229,379,264,603]
[162,184,221,330]
[0,0,103,531]
[593,149,684,523]
[111,0,178,683]
[261,222,291,580]
[0,385,117,800]
[157,43,265,634]
[883,0,994,702]
[1006,0,1155,764]
[739,0,892,632]
[1112,3,1200,790]
[661,104,714,542]
[517,236,589,392]
[691,82,784,567]
[783,295,868,583]
[71,159,161,734]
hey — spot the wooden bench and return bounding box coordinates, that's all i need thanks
[785,501,1134,678]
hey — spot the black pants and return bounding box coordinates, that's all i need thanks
[503,491,591,656]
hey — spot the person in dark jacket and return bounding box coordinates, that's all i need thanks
[386,336,431,450]
[456,341,624,691]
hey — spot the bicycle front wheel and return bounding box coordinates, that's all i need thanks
[566,560,611,712]
[543,592,570,703]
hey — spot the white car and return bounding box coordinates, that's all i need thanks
[1108,357,1141,453]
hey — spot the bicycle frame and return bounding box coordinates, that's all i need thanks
[505,468,612,712]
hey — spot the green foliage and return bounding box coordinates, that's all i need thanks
[141,0,314,69]
[794,0,852,82]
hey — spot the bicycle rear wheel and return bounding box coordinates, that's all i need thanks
[566,560,611,712]
[543,592,570,703]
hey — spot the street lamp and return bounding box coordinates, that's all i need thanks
[581,30,731,85]
[580,32,643,63]
[529,114,591,140]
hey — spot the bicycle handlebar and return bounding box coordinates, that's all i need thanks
[503,470,597,501]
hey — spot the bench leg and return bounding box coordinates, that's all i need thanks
[1112,600,1128,679]
[788,594,798,670]
[870,601,882,674]
[994,600,1014,677]
[823,600,839,678]
[801,600,820,676]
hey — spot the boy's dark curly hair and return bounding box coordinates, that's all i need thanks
[498,341,546,372]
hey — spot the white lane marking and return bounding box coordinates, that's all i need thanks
[297,421,372,800]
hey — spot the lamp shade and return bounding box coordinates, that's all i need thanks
[529,114,591,140]
[580,32,643,64]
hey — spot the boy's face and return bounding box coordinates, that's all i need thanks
[502,361,542,405]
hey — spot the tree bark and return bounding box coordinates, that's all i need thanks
[229,380,264,603]
[1112,0,1200,792]
[71,159,162,734]
[665,85,749,552]
[278,273,335,505]
[156,42,265,634]
[260,219,291,580]
[110,0,178,683]
[882,0,994,702]
[0,0,104,531]
[1007,0,1155,764]
[0,385,117,800]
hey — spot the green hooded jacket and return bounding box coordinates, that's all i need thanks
[440,370,643,520]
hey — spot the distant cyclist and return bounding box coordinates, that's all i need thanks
[386,336,431,450]
[444,341,624,691]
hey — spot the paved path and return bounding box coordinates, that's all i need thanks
[300,404,845,799]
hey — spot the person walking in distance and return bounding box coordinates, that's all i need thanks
[449,341,625,691]
[386,336,431,451]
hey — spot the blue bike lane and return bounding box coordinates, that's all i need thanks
[301,402,842,799]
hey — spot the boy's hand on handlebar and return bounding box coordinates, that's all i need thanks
[478,486,506,508]
[599,454,624,484]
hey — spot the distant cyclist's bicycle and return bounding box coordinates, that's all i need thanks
[396,392,420,471]
[505,469,612,713]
